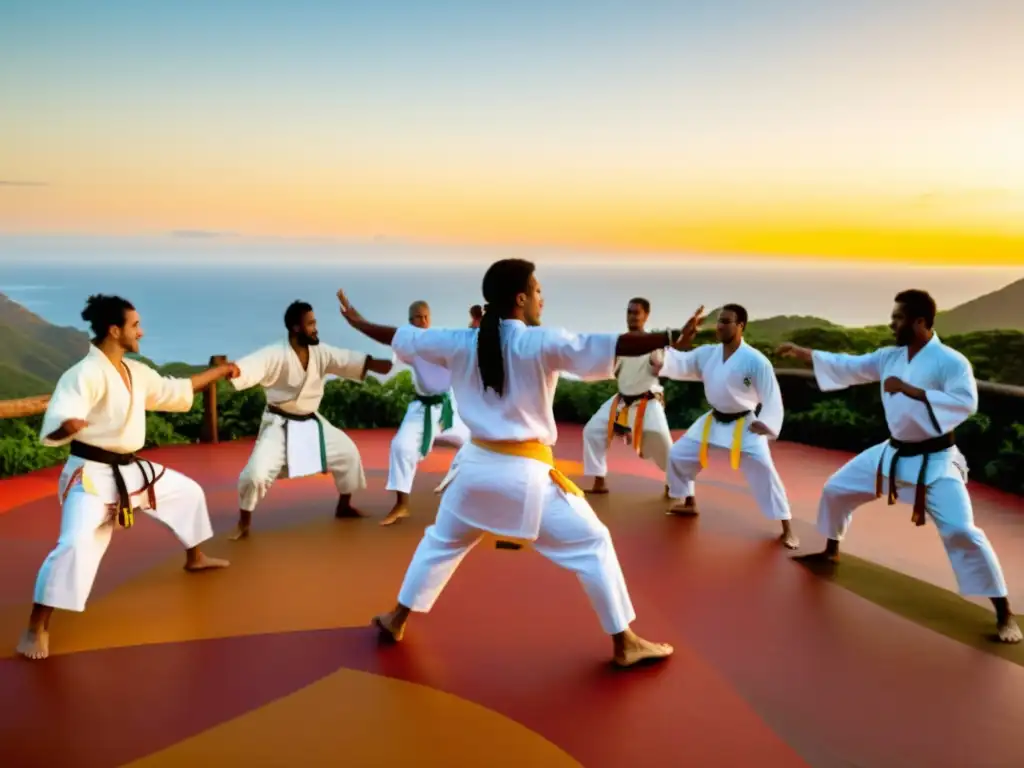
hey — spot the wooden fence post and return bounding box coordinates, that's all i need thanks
[201,355,227,444]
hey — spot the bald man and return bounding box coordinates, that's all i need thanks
[383,300,471,526]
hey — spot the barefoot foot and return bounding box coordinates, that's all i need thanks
[793,550,839,565]
[228,525,250,541]
[667,497,698,516]
[16,629,49,660]
[184,552,230,572]
[779,531,800,550]
[997,617,1023,644]
[372,612,406,642]
[380,504,410,526]
[335,498,365,518]
[613,634,674,668]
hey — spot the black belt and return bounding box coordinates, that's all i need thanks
[876,432,956,527]
[711,403,761,423]
[69,441,163,529]
[267,404,316,422]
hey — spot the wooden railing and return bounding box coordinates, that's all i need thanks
[0,356,229,444]
[1,363,1023,437]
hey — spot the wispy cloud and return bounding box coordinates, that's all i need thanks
[169,229,238,239]
[0,180,48,187]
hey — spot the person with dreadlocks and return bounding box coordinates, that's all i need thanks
[381,300,471,526]
[337,259,703,668]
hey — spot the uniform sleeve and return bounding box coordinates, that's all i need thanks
[139,365,195,412]
[914,353,978,434]
[231,344,286,391]
[811,348,886,391]
[39,364,102,446]
[540,328,618,381]
[322,344,370,381]
[660,346,707,381]
[392,326,462,368]
[750,354,784,439]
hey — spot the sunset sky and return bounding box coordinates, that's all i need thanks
[2,1,1023,264]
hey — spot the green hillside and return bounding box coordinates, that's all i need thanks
[935,277,1024,334]
[0,292,90,397]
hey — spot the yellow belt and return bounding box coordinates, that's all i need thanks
[471,438,584,550]
[698,413,746,471]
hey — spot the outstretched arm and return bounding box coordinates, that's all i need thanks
[776,342,884,391]
[615,306,704,359]
[337,289,398,347]
[365,357,394,376]
[338,289,458,368]
[189,362,239,393]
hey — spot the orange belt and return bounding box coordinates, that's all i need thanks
[605,392,657,458]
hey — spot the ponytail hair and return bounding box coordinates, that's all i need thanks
[477,258,536,396]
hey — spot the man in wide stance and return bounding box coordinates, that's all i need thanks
[17,294,236,660]
[582,297,673,496]
[778,289,1020,643]
[660,304,797,549]
[382,300,470,526]
[338,260,703,667]
[228,300,392,539]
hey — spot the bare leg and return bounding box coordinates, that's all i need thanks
[373,603,412,642]
[16,604,54,660]
[380,492,411,526]
[335,493,365,518]
[229,508,252,540]
[586,476,609,495]
[184,546,229,571]
[779,519,799,550]
[992,598,1022,644]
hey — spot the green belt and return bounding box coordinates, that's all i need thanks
[416,392,454,457]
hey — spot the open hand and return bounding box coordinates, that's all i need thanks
[675,305,705,348]
[336,289,362,325]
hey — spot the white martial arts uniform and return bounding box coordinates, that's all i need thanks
[812,334,1008,597]
[582,351,673,478]
[386,348,471,495]
[391,320,636,635]
[32,346,214,612]
[662,341,791,520]
[231,340,369,512]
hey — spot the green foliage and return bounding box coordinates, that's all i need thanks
[4,334,1024,497]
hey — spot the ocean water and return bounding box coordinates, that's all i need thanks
[2,258,1021,365]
